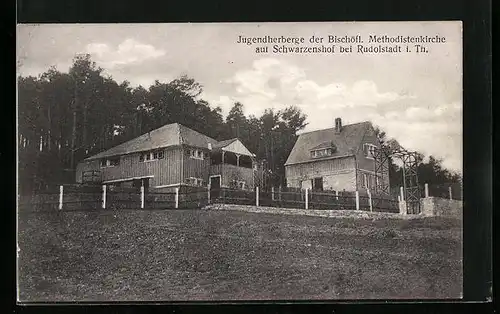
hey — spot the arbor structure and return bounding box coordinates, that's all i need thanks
[373,146,422,214]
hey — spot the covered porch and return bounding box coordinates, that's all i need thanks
[209,139,256,190]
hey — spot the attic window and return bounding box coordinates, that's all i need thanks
[363,144,377,159]
[311,148,334,159]
[189,148,205,160]
[140,149,165,162]
[100,157,120,168]
[152,150,164,159]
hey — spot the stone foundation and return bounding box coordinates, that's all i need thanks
[420,197,463,218]
[206,204,421,220]
[397,197,463,217]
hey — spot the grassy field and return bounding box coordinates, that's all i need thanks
[17,208,462,301]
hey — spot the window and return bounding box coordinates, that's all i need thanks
[139,149,165,162]
[311,148,333,159]
[100,157,120,168]
[363,144,377,159]
[109,157,120,166]
[189,148,205,160]
[230,180,246,190]
[186,177,204,186]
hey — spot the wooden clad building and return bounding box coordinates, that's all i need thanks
[76,123,257,192]
[285,117,390,193]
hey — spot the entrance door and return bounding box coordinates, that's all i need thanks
[210,176,221,199]
[313,177,323,191]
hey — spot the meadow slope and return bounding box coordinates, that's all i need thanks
[17,208,462,301]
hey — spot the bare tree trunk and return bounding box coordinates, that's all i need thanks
[47,102,51,151]
[70,79,77,170]
[82,91,88,152]
[82,105,87,152]
[103,124,108,149]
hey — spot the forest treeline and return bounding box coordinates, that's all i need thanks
[18,54,461,194]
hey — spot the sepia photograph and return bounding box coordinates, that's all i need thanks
[17,22,463,301]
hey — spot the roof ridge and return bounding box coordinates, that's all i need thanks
[298,121,370,136]
[178,123,218,142]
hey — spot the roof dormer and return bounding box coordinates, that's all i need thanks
[310,141,337,159]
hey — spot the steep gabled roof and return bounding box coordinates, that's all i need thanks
[212,138,255,157]
[86,123,218,160]
[285,121,372,166]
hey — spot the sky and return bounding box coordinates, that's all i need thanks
[17,22,462,173]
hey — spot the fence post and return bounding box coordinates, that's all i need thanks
[271,186,275,201]
[102,185,107,209]
[256,186,259,206]
[355,190,360,210]
[424,183,429,198]
[335,190,339,201]
[305,188,309,210]
[449,186,452,200]
[58,185,63,210]
[140,185,145,209]
[175,187,179,209]
[207,187,210,204]
[368,189,372,212]
[400,186,404,201]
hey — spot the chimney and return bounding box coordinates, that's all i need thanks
[335,117,342,133]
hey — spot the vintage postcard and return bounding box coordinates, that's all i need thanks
[17,22,463,301]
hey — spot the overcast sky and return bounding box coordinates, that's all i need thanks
[17,22,462,172]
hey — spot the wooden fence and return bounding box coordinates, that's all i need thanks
[18,185,400,213]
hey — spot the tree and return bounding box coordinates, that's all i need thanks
[19,54,461,196]
[225,102,248,140]
[168,75,203,98]
[257,106,307,187]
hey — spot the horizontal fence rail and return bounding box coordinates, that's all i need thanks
[21,183,452,214]
[309,191,357,211]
